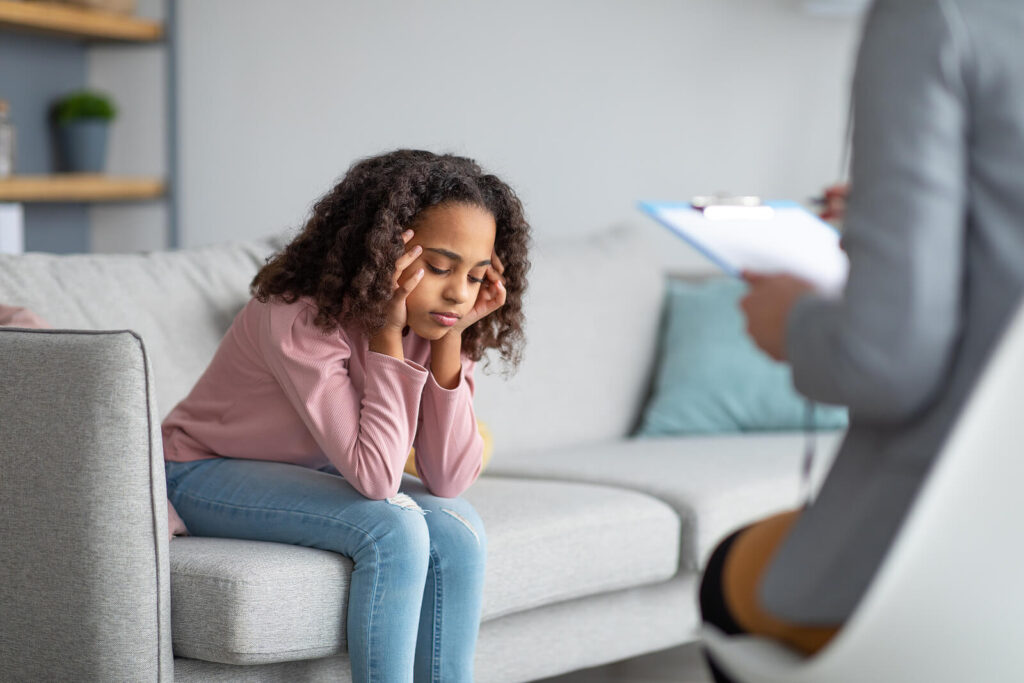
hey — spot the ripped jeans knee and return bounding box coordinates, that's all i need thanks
[386,492,427,514]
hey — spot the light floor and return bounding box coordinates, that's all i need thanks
[535,642,714,683]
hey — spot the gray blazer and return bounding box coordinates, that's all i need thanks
[760,0,1024,624]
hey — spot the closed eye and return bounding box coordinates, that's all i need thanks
[429,262,485,284]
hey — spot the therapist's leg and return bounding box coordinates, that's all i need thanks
[700,510,840,683]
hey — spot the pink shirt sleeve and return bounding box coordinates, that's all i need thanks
[0,305,50,329]
[413,359,485,498]
[260,303,429,499]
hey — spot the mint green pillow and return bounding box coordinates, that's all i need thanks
[636,278,847,436]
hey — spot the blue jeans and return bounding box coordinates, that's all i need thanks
[165,458,487,683]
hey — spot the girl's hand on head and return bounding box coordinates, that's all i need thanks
[384,230,424,332]
[451,250,506,335]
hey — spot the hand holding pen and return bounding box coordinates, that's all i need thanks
[812,183,849,223]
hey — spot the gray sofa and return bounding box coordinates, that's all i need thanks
[0,227,841,682]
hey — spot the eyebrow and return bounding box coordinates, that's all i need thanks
[425,247,491,268]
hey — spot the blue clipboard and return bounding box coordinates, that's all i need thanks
[637,199,848,294]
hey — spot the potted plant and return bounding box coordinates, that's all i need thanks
[52,90,117,173]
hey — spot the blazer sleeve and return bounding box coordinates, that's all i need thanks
[261,303,429,499]
[413,358,485,498]
[787,0,971,423]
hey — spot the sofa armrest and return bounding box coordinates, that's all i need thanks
[0,329,172,681]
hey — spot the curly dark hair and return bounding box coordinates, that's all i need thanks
[251,149,531,370]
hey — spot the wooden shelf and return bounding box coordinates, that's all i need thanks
[0,1,162,41]
[0,174,165,202]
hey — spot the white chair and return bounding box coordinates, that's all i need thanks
[702,302,1024,683]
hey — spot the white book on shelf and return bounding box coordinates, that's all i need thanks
[0,203,24,254]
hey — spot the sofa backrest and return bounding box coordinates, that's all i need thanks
[0,226,674,450]
[0,240,278,419]
[472,226,667,453]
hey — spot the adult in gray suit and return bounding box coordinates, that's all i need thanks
[700,0,1024,677]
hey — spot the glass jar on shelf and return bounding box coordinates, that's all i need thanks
[0,99,15,178]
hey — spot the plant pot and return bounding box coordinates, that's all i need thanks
[55,120,109,173]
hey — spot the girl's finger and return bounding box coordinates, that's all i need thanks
[394,245,422,281]
[402,229,415,244]
[486,265,505,289]
[395,268,424,299]
[491,280,507,310]
[491,251,505,275]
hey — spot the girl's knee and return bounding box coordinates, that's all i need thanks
[366,496,431,560]
[429,501,487,558]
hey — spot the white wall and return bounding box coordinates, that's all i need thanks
[89,0,863,255]
[174,0,863,255]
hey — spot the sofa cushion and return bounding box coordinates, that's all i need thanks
[486,431,845,570]
[170,537,349,665]
[173,573,701,683]
[470,477,678,620]
[0,239,280,419]
[169,476,679,665]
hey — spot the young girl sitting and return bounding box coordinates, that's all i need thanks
[161,149,530,682]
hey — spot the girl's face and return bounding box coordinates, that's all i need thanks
[401,202,497,340]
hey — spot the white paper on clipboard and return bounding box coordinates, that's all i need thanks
[638,200,849,295]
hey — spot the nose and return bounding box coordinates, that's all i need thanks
[443,277,470,305]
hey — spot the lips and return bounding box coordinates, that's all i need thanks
[429,312,461,327]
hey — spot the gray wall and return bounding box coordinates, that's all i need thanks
[0,31,90,252]
[88,0,167,253]
[88,0,863,256]
[0,0,165,253]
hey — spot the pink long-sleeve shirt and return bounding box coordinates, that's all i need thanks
[161,296,484,499]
